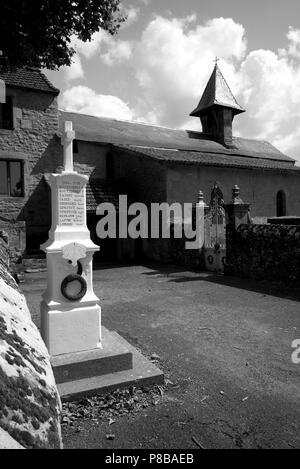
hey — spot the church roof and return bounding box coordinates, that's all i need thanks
[190,64,245,117]
[113,145,300,172]
[0,67,59,95]
[59,111,295,167]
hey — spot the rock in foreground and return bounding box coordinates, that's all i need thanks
[0,233,62,449]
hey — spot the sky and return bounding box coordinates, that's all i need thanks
[45,0,300,163]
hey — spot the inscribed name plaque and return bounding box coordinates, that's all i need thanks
[58,180,85,227]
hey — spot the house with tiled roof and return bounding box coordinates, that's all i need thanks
[0,65,300,263]
[0,67,60,260]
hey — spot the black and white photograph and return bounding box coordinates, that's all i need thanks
[0,0,299,453]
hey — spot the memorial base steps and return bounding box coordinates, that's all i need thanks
[51,326,164,401]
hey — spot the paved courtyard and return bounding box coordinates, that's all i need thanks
[23,263,300,449]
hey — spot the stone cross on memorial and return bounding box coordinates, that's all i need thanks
[40,121,102,357]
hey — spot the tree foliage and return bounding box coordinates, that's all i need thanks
[0,0,125,70]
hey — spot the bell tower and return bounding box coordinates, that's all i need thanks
[190,59,245,147]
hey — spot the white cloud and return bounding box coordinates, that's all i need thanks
[63,29,133,80]
[61,86,134,121]
[60,32,107,82]
[120,5,140,29]
[62,54,84,82]
[71,29,132,64]
[131,16,247,128]
[101,40,133,66]
[285,27,300,59]
[71,31,107,59]
[235,46,300,162]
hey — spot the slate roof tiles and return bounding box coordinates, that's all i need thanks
[190,63,245,117]
[113,145,300,173]
[59,111,296,167]
[0,67,59,95]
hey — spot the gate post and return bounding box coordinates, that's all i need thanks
[185,190,205,253]
[224,185,251,275]
[195,190,205,251]
[225,185,251,229]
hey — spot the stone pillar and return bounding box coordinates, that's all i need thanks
[195,190,206,251]
[184,190,205,252]
[224,185,251,276]
[0,79,6,103]
[225,185,251,230]
[63,121,75,172]
[182,190,206,268]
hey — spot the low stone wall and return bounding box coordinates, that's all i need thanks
[0,233,62,449]
[226,223,300,282]
[143,225,204,269]
[0,219,26,282]
[169,236,204,269]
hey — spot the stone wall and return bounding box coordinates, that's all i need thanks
[0,87,59,252]
[0,218,26,271]
[169,237,204,268]
[74,140,107,178]
[0,233,62,449]
[225,222,300,283]
[142,217,204,269]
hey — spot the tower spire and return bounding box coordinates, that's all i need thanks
[190,61,245,147]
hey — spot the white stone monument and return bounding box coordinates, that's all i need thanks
[41,121,101,356]
[41,121,163,399]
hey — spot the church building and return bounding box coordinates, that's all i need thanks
[0,64,299,264]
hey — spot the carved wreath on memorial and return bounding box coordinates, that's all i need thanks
[60,243,87,302]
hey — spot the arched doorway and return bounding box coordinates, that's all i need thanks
[276,190,286,217]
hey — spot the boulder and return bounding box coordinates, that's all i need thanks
[0,234,62,449]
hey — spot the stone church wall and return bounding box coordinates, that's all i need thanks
[116,150,167,203]
[73,140,107,179]
[167,165,300,221]
[116,151,168,261]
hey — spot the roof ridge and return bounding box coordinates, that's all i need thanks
[59,109,186,132]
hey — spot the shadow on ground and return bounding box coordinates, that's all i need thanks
[94,260,299,302]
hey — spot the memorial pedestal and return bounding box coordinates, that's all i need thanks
[41,303,101,356]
